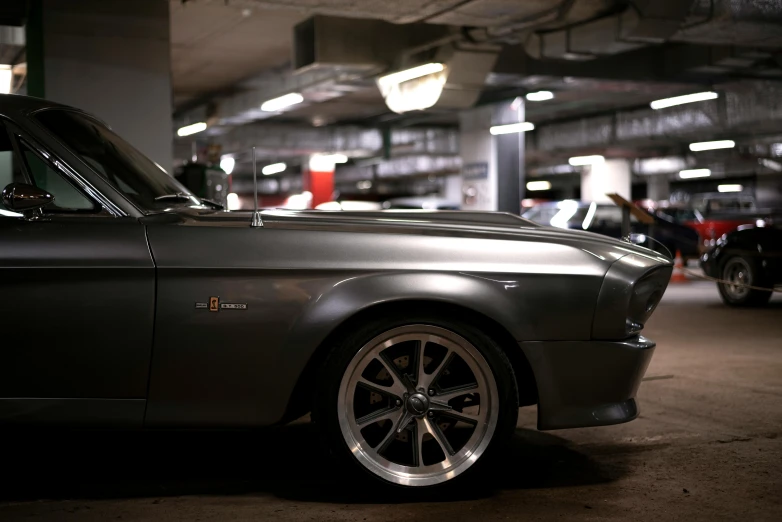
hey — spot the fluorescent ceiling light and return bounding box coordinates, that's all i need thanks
[356,180,372,190]
[689,140,735,152]
[177,122,207,137]
[650,91,718,110]
[261,92,304,112]
[526,180,551,191]
[718,184,743,193]
[377,63,444,88]
[679,168,711,179]
[490,122,535,135]
[220,155,235,175]
[568,155,605,166]
[526,90,554,101]
[262,162,286,175]
[0,65,12,95]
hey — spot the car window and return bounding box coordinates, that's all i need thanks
[18,140,95,211]
[34,109,200,212]
[0,123,25,216]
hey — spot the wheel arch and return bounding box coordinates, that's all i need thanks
[279,297,538,425]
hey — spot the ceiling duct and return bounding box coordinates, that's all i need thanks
[293,15,450,73]
[672,0,782,48]
[532,81,782,154]
[525,0,697,60]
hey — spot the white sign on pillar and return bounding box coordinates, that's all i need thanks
[581,159,631,203]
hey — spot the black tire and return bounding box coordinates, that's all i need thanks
[717,255,772,307]
[312,310,519,490]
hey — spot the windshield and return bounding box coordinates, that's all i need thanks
[34,109,200,212]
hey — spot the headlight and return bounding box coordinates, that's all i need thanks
[592,254,673,340]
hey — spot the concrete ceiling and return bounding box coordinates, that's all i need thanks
[170,1,306,106]
[169,0,782,170]
[196,0,614,26]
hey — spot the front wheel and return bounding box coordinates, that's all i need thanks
[313,315,518,488]
[717,256,772,307]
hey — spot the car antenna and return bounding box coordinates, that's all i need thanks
[251,146,263,228]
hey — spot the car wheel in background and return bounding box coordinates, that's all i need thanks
[313,314,519,489]
[717,256,772,307]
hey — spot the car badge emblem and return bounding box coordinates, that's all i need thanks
[196,297,247,311]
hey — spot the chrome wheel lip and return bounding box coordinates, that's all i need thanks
[722,257,751,300]
[337,324,499,487]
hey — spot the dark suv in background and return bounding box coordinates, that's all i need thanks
[523,201,700,260]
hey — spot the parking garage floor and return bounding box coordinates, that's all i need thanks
[1,281,780,522]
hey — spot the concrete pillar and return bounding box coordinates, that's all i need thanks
[27,0,173,171]
[459,99,526,213]
[581,159,631,203]
[647,175,671,201]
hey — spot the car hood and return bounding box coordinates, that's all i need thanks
[144,208,670,264]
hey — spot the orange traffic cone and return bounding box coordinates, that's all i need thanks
[670,249,688,283]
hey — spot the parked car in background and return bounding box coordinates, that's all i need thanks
[690,191,756,215]
[656,206,759,252]
[701,224,782,306]
[0,95,674,490]
[315,200,383,211]
[522,200,699,260]
[383,197,460,210]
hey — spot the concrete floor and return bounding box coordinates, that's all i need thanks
[1,281,780,521]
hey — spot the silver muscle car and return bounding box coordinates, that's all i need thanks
[0,95,672,488]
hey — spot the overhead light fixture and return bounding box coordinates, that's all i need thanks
[309,153,348,171]
[219,155,235,175]
[177,122,207,137]
[261,92,304,112]
[526,180,552,191]
[568,155,605,166]
[377,63,444,89]
[0,64,12,94]
[262,162,286,175]
[489,122,535,135]
[718,184,743,193]
[226,193,241,210]
[679,168,711,179]
[325,153,348,164]
[526,90,554,102]
[650,91,718,110]
[356,180,372,190]
[689,140,735,152]
[377,63,447,114]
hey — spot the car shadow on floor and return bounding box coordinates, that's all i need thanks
[0,421,628,504]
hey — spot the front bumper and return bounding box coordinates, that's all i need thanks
[520,335,655,430]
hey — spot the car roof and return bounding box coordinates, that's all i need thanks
[0,93,80,114]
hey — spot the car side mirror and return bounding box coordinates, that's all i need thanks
[2,183,55,217]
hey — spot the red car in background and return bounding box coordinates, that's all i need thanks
[656,207,758,252]
[656,193,771,252]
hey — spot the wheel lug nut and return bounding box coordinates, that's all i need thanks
[428,389,435,396]
[395,399,402,407]
[428,411,434,418]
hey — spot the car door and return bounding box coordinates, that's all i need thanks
[0,119,155,427]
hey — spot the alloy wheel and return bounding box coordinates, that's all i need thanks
[337,324,499,487]
[722,257,752,300]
